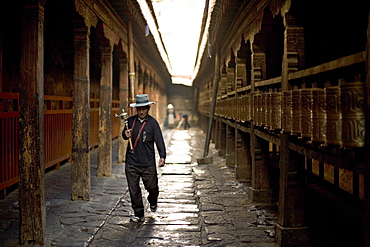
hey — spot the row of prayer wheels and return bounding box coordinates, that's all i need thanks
[215,81,365,148]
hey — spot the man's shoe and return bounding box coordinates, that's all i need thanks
[150,205,157,212]
[130,215,145,223]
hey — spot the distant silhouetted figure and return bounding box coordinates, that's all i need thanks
[182,113,190,129]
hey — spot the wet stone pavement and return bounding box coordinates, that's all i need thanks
[0,127,277,247]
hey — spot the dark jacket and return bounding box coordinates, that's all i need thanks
[122,114,166,166]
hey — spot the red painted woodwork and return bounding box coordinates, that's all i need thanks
[0,93,120,192]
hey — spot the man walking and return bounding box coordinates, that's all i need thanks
[122,94,166,222]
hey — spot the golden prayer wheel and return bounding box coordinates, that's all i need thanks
[291,89,301,135]
[265,92,272,129]
[340,82,365,148]
[325,86,341,146]
[257,93,262,126]
[299,89,312,138]
[281,91,292,133]
[252,92,260,125]
[311,88,326,143]
[246,94,251,121]
[236,97,240,121]
[270,92,282,130]
[261,93,267,126]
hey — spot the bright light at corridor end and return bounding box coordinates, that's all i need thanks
[171,75,192,87]
[152,0,206,87]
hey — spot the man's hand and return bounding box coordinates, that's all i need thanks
[159,158,165,167]
[124,129,132,138]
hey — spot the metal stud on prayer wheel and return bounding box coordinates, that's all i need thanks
[281,91,292,133]
[311,88,326,143]
[291,89,301,135]
[340,82,365,148]
[325,86,341,146]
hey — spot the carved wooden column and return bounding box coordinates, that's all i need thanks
[235,128,251,182]
[225,124,235,167]
[98,39,114,176]
[214,119,220,149]
[220,70,227,95]
[276,138,309,246]
[218,121,226,156]
[211,118,216,144]
[251,40,266,83]
[72,22,91,200]
[128,21,136,115]
[118,56,129,163]
[226,66,235,93]
[236,57,246,89]
[18,0,46,244]
[248,130,272,202]
[277,9,308,246]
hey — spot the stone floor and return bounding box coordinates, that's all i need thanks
[0,127,277,247]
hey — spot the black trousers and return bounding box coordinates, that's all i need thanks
[125,163,159,217]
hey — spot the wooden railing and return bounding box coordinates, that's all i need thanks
[0,93,121,192]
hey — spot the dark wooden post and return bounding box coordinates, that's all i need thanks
[118,55,128,163]
[128,21,136,115]
[225,124,235,167]
[248,131,272,202]
[214,119,220,149]
[72,22,91,200]
[18,0,46,244]
[218,121,226,156]
[97,39,114,177]
[275,9,308,246]
[276,136,309,246]
[235,128,251,182]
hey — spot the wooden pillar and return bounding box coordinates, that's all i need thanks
[220,69,227,95]
[226,67,234,93]
[18,0,46,244]
[251,40,266,83]
[118,56,128,163]
[218,121,226,156]
[248,129,273,202]
[97,39,114,177]
[235,128,251,182]
[211,119,216,143]
[225,124,235,167]
[236,57,246,89]
[214,119,220,149]
[128,21,136,115]
[276,9,308,246]
[276,134,308,246]
[72,22,91,200]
